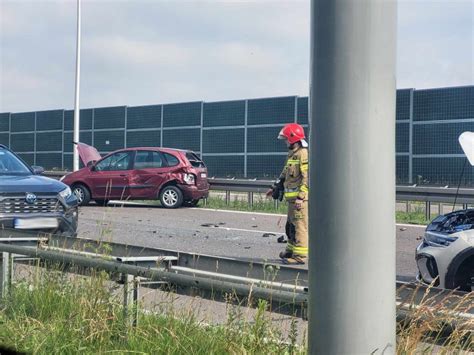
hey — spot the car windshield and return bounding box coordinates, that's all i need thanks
[0,149,31,175]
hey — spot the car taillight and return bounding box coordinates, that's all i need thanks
[183,173,196,185]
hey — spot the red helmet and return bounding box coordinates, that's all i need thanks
[278,123,306,144]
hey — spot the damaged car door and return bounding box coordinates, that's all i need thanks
[129,150,168,199]
[88,151,134,200]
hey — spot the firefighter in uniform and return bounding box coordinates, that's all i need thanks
[267,123,309,264]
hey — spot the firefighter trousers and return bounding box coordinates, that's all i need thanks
[285,199,308,257]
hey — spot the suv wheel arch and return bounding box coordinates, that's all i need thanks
[445,247,474,291]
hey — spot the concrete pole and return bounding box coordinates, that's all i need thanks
[73,0,81,171]
[308,0,397,354]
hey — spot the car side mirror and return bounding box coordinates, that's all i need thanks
[31,166,45,175]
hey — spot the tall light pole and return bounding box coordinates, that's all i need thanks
[73,0,81,171]
[308,0,397,353]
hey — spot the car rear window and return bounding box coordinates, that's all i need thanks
[186,152,206,168]
[163,153,179,167]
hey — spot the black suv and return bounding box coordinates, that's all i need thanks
[0,145,78,236]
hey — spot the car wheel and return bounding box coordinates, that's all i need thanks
[183,199,200,207]
[72,184,91,206]
[455,258,474,292]
[95,199,109,206]
[159,186,183,209]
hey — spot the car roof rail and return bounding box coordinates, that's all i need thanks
[0,144,7,149]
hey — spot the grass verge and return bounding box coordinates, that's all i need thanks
[0,262,472,353]
[0,264,302,354]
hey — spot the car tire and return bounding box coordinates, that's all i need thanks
[95,199,109,206]
[72,184,91,206]
[455,258,474,292]
[159,186,183,209]
[183,199,200,207]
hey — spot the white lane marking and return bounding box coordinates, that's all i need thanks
[208,226,283,235]
[84,205,427,229]
[397,223,426,229]
[191,207,286,217]
[195,207,428,228]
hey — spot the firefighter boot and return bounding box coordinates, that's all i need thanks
[281,255,307,265]
[279,250,293,259]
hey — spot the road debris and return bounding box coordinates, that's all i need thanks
[201,223,219,228]
[262,233,276,238]
[277,235,287,243]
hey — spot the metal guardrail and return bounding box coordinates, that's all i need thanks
[45,171,474,204]
[0,232,472,335]
[209,178,474,203]
[208,178,474,219]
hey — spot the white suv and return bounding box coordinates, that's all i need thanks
[416,209,474,292]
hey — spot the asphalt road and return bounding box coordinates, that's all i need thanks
[77,203,426,281]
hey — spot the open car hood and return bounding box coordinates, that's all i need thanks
[76,142,101,167]
[459,131,474,166]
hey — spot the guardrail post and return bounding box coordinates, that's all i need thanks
[425,201,431,221]
[248,192,254,208]
[463,203,468,210]
[122,273,138,328]
[309,0,397,353]
[225,191,231,206]
[0,252,13,298]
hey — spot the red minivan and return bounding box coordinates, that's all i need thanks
[61,143,209,208]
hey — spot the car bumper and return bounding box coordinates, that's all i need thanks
[416,235,473,289]
[0,207,79,237]
[178,184,209,200]
[415,245,440,286]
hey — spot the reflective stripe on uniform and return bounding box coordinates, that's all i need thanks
[300,185,309,192]
[284,191,299,198]
[300,163,309,172]
[292,246,308,256]
[286,159,300,166]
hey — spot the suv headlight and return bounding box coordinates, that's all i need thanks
[59,187,72,199]
[183,173,195,185]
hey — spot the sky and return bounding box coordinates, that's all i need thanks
[0,0,473,113]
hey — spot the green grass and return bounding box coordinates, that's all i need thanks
[396,211,431,225]
[0,263,472,354]
[203,197,432,225]
[0,264,302,354]
[203,196,288,215]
